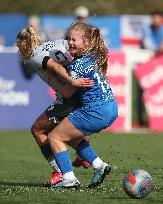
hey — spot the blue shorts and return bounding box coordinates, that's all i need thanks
[68,99,118,136]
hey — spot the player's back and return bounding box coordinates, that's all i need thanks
[28,39,71,90]
[34,40,70,64]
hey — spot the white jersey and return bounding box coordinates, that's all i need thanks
[28,39,71,103]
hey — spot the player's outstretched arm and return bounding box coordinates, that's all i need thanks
[46,58,94,88]
[47,71,77,98]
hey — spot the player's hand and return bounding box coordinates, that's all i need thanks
[71,78,94,87]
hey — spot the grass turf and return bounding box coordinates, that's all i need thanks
[0,130,163,204]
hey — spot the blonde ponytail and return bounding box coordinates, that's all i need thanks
[16,26,42,61]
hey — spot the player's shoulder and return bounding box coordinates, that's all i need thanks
[42,39,68,49]
[33,39,67,51]
[29,43,49,65]
[30,39,69,64]
[53,39,68,48]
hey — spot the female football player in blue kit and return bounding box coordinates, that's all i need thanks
[47,23,118,189]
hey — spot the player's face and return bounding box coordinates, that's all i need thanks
[68,29,89,57]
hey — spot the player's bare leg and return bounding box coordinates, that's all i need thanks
[31,111,91,185]
[31,112,62,185]
[48,117,110,189]
[31,112,54,146]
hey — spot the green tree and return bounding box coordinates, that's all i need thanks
[0,0,163,15]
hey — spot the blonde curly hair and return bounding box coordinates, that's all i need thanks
[16,26,42,60]
[68,23,108,76]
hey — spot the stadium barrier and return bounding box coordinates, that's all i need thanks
[2,48,162,132]
[134,53,163,131]
[108,48,153,132]
[0,48,52,129]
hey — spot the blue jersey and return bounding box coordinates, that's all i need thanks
[68,51,114,106]
[67,51,118,135]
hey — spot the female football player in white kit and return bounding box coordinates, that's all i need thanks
[16,26,93,186]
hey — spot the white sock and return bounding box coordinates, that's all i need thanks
[92,157,104,169]
[63,171,76,180]
[49,159,61,172]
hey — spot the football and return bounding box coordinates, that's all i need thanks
[123,169,153,198]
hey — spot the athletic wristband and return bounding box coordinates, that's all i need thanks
[42,56,50,70]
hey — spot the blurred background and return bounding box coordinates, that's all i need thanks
[0,0,163,132]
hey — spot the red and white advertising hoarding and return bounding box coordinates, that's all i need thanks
[134,56,163,131]
[106,51,130,132]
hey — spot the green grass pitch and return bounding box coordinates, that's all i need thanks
[0,130,163,204]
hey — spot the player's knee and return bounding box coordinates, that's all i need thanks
[48,132,54,143]
[31,124,47,145]
[31,124,35,136]
[48,132,60,145]
[31,123,39,139]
